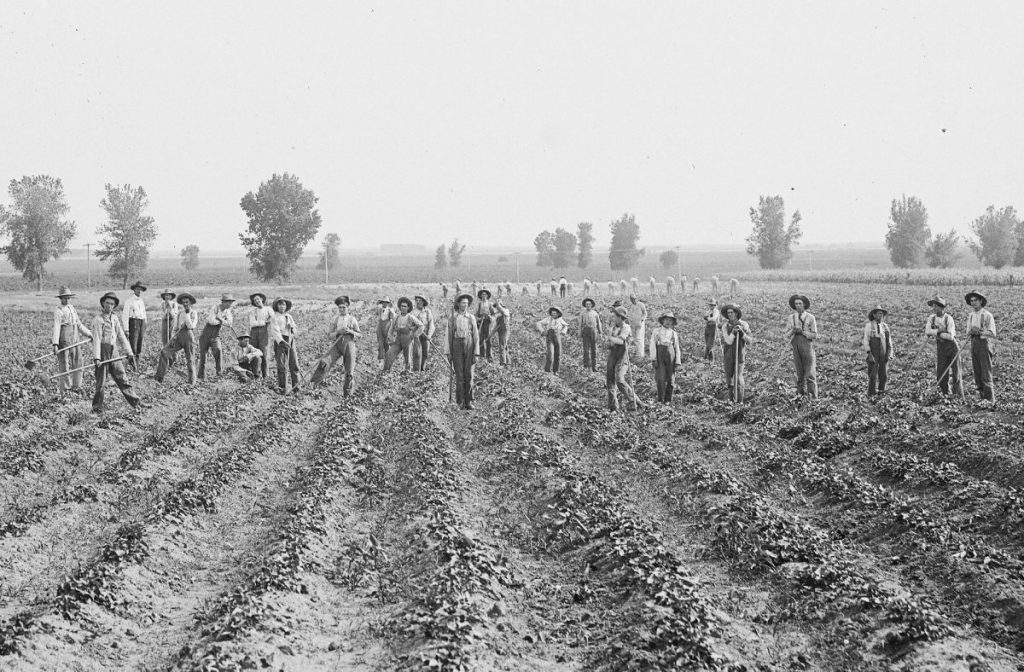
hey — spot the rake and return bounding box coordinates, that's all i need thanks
[25,340,91,370]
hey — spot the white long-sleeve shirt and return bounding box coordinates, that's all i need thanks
[269,313,298,344]
[785,312,818,340]
[121,295,148,328]
[721,319,753,346]
[204,304,234,327]
[53,304,92,345]
[173,309,199,334]
[91,313,133,360]
[328,314,361,340]
[250,305,274,328]
[536,316,569,335]
[967,309,996,340]
[862,320,892,355]
[648,326,681,364]
[924,313,956,341]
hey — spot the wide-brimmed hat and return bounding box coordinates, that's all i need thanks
[582,298,596,308]
[250,292,267,305]
[868,305,888,320]
[548,306,563,318]
[720,304,742,320]
[176,292,196,305]
[707,299,717,306]
[130,281,147,292]
[477,288,491,300]
[334,295,350,306]
[657,310,678,325]
[220,293,236,303]
[965,290,987,307]
[99,291,119,308]
[237,333,251,342]
[926,295,947,308]
[159,289,176,300]
[396,296,413,310]
[789,294,811,310]
[272,297,292,312]
[56,286,75,298]
[454,293,474,307]
[610,306,629,320]
[378,295,392,305]
[612,299,623,308]
[414,295,429,306]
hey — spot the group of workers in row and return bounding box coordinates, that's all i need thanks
[439,275,739,301]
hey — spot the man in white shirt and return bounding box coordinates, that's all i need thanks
[91,292,148,413]
[155,293,199,384]
[924,295,961,396]
[121,281,148,371]
[965,291,996,402]
[578,298,603,372]
[52,286,92,394]
[309,295,361,395]
[627,296,648,359]
[446,293,480,410]
[721,305,752,403]
[411,295,436,372]
[248,292,274,379]
[863,306,893,397]
[270,297,301,394]
[536,306,569,373]
[232,334,263,382]
[786,294,819,398]
[605,306,638,411]
[197,293,236,379]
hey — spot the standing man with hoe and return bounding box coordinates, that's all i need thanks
[309,296,361,396]
[446,292,479,410]
[863,305,894,397]
[720,304,752,403]
[924,295,961,397]
[578,297,602,372]
[197,293,236,379]
[965,290,997,403]
[786,294,819,399]
[52,286,92,395]
[605,305,639,411]
[91,292,149,414]
[122,280,148,371]
[249,292,274,379]
[155,292,199,384]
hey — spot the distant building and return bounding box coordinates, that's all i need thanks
[380,244,428,254]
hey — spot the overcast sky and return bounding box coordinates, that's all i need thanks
[2,1,1022,252]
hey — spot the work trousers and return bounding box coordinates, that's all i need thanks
[310,336,357,395]
[495,327,510,365]
[233,358,261,382]
[412,334,431,371]
[383,328,414,373]
[971,336,995,401]
[560,286,566,299]
[936,339,961,396]
[703,322,717,361]
[451,337,475,407]
[161,314,176,367]
[197,324,223,379]
[250,325,270,378]
[127,318,145,369]
[56,324,83,392]
[791,335,818,398]
[654,345,675,403]
[632,323,646,359]
[724,340,746,402]
[866,337,888,397]
[477,317,492,360]
[581,326,598,370]
[156,329,197,383]
[606,344,637,411]
[544,329,561,373]
[275,337,300,392]
[376,319,390,360]
[666,282,674,296]
[93,343,140,412]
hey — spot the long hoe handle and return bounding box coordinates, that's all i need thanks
[26,339,91,367]
[49,355,127,379]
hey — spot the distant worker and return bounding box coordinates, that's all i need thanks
[550,277,558,297]
[730,278,740,297]
[605,306,639,411]
[786,294,819,398]
[454,278,462,294]
[606,280,615,295]
[493,298,511,365]
[965,291,996,402]
[630,277,640,295]
[536,306,569,373]
[566,280,574,296]
[648,276,656,295]
[720,304,752,402]
[648,311,681,403]
[475,288,495,361]
[628,295,648,359]
[924,295,961,396]
[536,280,542,296]
[309,296,361,395]
[446,293,479,410]
[440,282,449,300]
[505,280,512,296]
[665,275,675,296]
[710,275,720,295]
[680,275,687,294]
[582,277,592,297]
[692,277,700,292]
[578,297,603,372]
[122,280,148,372]
[702,299,720,362]
[863,305,893,398]
[471,280,478,297]
[559,275,567,299]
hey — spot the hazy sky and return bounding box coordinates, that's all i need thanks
[2,1,1022,252]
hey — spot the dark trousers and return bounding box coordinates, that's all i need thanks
[971,336,994,401]
[310,336,357,395]
[606,344,637,411]
[156,329,196,383]
[478,317,492,360]
[867,337,888,396]
[383,329,414,373]
[936,339,961,395]
[376,320,390,360]
[93,343,140,412]
[581,326,597,370]
[544,329,561,373]
[197,324,223,379]
[412,334,430,371]
[654,345,675,403]
[724,341,745,402]
[56,324,83,392]
[250,325,270,378]
[703,322,717,361]
[496,327,510,365]
[127,318,145,369]
[452,337,475,407]
[791,335,817,398]
[161,315,176,367]
[275,337,300,391]
[233,357,261,382]
[559,286,566,299]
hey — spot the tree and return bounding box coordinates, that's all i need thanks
[534,230,554,267]
[884,195,930,268]
[180,244,200,271]
[659,249,679,271]
[745,195,802,269]
[552,227,577,269]
[0,175,76,290]
[609,213,644,270]
[239,173,322,282]
[448,238,466,267]
[924,229,960,268]
[1015,222,1024,266]
[969,205,1019,269]
[577,222,594,269]
[434,244,448,269]
[96,184,159,289]
[316,233,341,271]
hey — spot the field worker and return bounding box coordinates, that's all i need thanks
[648,276,656,295]
[159,289,179,348]
[383,296,424,374]
[454,278,462,294]
[665,275,675,296]
[411,295,435,371]
[197,293,236,379]
[52,286,92,394]
[578,297,603,371]
[249,292,274,379]
[566,280,574,295]
[863,306,894,397]
[475,288,495,361]
[155,292,199,384]
[270,297,300,394]
[375,296,396,363]
[232,334,263,382]
[925,295,961,396]
[692,277,701,292]
[630,277,640,295]
[122,281,148,371]
[619,278,628,295]
[536,280,542,296]
[786,294,819,398]
[730,278,740,297]
[493,298,512,365]
[711,275,720,295]
[471,280,479,296]
[309,296,361,395]
[583,277,592,297]
[965,291,997,402]
[440,282,449,300]
[91,292,148,414]
[628,295,648,359]
[606,280,615,295]
[505,280,513,297]
[521,285,530,298]
[649,310,681,403]
[446,293,480,410]
[550,277,558,297]
[702,299,720,362]
[680,275,687,294]
[495,283,502,299]
[721,304,752,403]
[536,306,569,373]
[605,306,639,411]
[559,275,568,299]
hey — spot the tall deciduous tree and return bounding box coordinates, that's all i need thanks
[448,238,466,267]
[552,227,577,269]
[434,244,448,269]
[609,213,644,270]
[576,222,594,269]
[97,183,158,289]
[884,195,930,268]
[969,205,1019,269]
[745,195,802,269]
[659,249,678,270]
[180,244,200,271]
[924,229,960,268]
[0,175,76,290]
[534,230,554,267]
[239,173,321,282]
[316,232,341,271]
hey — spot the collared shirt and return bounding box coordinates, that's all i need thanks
[721,319,752,346]
[161,300,179,319]
[627,302,647,326]
[250,305,274,328]
[536,316,568,335]
[204,304,234,327]
[412,307,435,338]
[967,309,996,339]
[925,313,956,341]
[474,300,493,321]
[579,309,601,331]
[550,280,558,290]
[609,322,632,346]
[786,311,818,340]
[237,343,262,363]
[862,320,892,354]
[648,325,681,364]
[270,312,298,344]
[53,304,92,344]
[666,276,674,285]
[121,295,147,328]
[559,277,567,288]
[453,312,476,339]
[377,306,396,322]
[174,309,199,333]
[391,312,424,334]
[329,314,361,340]
[91,312,132,360]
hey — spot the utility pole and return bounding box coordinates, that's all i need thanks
[675,245,682,281]
[514,252,520,283]
[85,243,91,290]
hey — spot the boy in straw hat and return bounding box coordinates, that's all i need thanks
[249,292,273,379]
[863,306,894,397]
[232,333,263,382]
[648,310,681,403]
[536,306,569,373]
[52,286,93,394]
[605,305,639,411]
[122,281,148,371]
[158,289,179,349]
[91,292,148,413]
[578,297,603,371]
[383,297,424,374]
[446,293,480,410]
[375,296,396,364]
[270,297,300,394]
[474,288,495,361]
[197,293,237,379]
[924,295,961,396]
[965,290,997,402]
[155,293,199,384]
[310,296,361,395]
[720,304,752,402]
[702,299,720,362]
[492,297,512,366]
[411,295,436,371]
[786,294,818,398]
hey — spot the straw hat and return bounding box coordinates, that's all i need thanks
[454,293,474,307]
[377,295,392,305]
[56,286,75,298]
[396,296,413,311]
[249,292,267,305]
[477,288,491,300]
[964,291,987,307]
[334,295,350,306]
[130,281,147,292]
[272,297,293,312]
[159,289,176,301]
[707,299,717,306]
[789,294,811,310]
[720,304,742,320]
[414,295,429,306]
[867,305,888,321]
[582,298,596,308]
[926,295,947,308]
[237,333,251,342]
[99,292,119,308]
[220,293,236,303]
[610,306,629,320]
[176,292,197,305]
[657,310,678,325]
[548,306,563,318]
